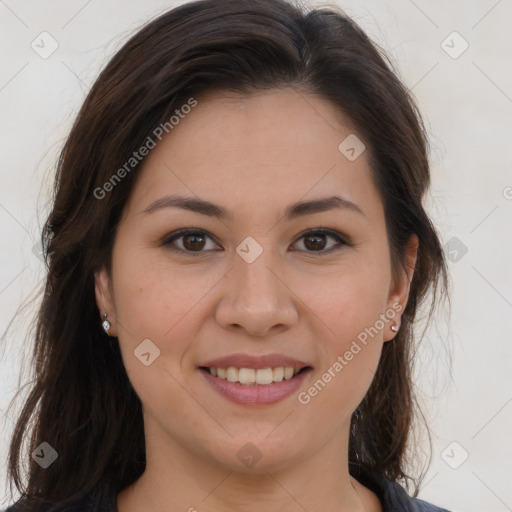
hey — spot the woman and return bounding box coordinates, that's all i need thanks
[4,0,450,510]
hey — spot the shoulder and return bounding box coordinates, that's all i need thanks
[3,484,116,512]
[401,495,452,512]
[380,478,452,512]
[351,464,452,512]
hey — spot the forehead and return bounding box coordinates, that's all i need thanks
[123,88,383,223]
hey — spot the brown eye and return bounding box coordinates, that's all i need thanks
[162,228,348,256]
[292,229,348,254]
[163,229,220,255]
[182,233,206,251]
[303,233,328,251]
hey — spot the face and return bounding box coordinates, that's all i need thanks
[95,88,416,473]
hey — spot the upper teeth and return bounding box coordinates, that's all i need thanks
[209,366,301,385]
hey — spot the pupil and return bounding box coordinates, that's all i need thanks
[305,234,325,251]
[184,234,205,251]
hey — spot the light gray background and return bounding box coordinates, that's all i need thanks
[1,1,511,511]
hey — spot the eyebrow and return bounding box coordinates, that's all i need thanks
[143,194,365,220]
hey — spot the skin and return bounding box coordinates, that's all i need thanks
[95,88,418,512]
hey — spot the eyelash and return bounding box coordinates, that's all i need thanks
[161,228,350,257]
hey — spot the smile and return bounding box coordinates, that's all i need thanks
[199,366,313,405]
[202,366,309,385]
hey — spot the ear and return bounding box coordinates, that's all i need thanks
[384,234,419,341]
[94,266,117,336]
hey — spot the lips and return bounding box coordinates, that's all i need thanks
[197,353,313,405]
[199,353,311,370]
[200,365,312,405]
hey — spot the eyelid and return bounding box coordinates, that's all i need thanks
[161,228,221,256]
[291,227,350,254]
[293,227,350,243]
[161,227,350,256]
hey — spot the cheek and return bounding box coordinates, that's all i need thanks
[298,289,384,424]
[298,256,390,345]
[293,262,389,413]
[109,251,198,376]
[112,248,211,338]
[110,254,209,418]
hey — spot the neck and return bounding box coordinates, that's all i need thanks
[116,415,376,512]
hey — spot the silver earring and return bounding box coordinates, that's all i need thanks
[101,313,111,334]
[391,324,399,332]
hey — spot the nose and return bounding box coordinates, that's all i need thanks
[215,251,299,337]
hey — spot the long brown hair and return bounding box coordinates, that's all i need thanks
[5,0,448,507]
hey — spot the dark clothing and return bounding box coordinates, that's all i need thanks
[4,466,451,512]
[351,465,451,511]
